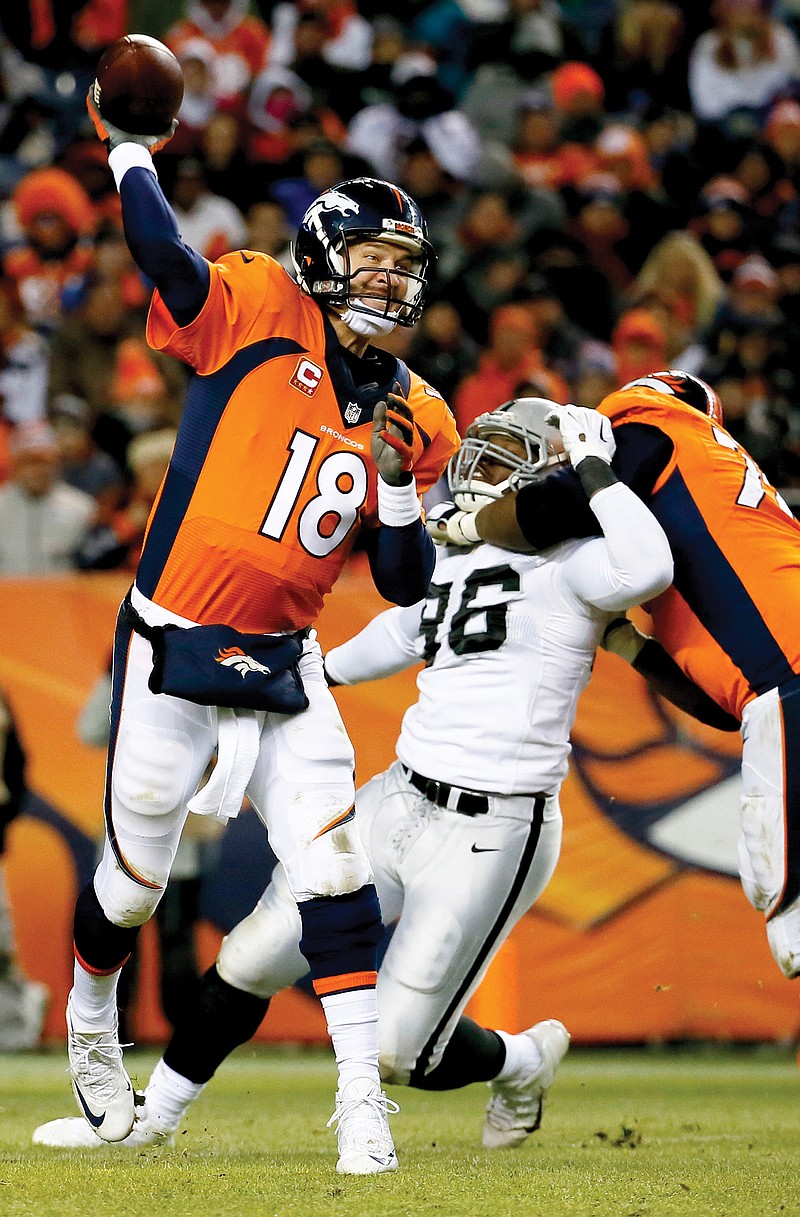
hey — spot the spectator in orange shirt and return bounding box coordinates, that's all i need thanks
[611,306,668,386]
[452,304,567,433]
[166,0,271,109]
[511,92,597,193]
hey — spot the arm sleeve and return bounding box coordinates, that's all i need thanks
[361,520,436,606]
[563,482,673,611]
[117,165,210,327]
[632,642,740,731]
[514,467,602,550]
[324,602,425,686]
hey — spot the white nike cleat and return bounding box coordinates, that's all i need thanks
[326,1076,399,1174]
[32,1109,173,1149]
[482,1019,570,1150]
[66,995,135,1143]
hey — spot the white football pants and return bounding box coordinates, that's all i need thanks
[94,622,371,926]
[217,759,562,1083]
[739,678,800,978]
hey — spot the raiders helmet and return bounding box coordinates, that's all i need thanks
[291,177,434,326]
[622,370,724,424]
[448,397,565,511]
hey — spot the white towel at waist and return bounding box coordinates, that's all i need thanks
[188,707,264,821]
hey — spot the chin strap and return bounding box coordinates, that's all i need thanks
[340,307,397,337]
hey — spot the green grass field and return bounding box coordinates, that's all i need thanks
[1,1045,799,1217]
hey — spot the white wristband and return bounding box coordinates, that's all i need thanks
[377,475,421,527]
[108,143,157,191]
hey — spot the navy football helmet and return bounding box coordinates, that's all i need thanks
[622,370,724,425]
[291,177,434,326]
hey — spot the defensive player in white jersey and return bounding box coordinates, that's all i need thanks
[34,398,675,1153]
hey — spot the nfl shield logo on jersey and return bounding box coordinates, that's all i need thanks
[344,401,361,425]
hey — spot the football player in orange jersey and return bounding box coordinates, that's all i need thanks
[433,370,800,986]
[65,90,459,1172]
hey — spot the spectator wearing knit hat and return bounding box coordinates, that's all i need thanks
[2,168,96,333]
[550,60,606,145]
[0,421,94,575]
[690,175,766,280]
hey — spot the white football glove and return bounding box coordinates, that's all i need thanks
[425,501,481,546]
[547,404,616,468]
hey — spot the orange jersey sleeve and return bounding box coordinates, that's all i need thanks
[138,255,459,633]
[600,386,800,718]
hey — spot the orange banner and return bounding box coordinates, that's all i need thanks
[1,570,797,1046]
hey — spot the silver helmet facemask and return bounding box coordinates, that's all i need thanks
[448,397,565,511]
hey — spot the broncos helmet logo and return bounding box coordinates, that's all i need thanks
[302,191,360,250]
[215,646,273,679]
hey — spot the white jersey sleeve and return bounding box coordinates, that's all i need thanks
[562,482,673,612]
[324,601,424,686]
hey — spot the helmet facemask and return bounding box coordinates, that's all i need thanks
[448,397,566,511]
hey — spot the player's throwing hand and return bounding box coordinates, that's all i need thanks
[86,89,177,154]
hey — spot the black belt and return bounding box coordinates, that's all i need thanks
[404,767,490,816]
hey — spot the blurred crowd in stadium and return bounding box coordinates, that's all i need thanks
[0,0,800,576]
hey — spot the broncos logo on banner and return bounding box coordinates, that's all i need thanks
[534,647,743,933]
[215,646,273,679]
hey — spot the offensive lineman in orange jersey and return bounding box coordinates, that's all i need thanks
[431,370,800,983]
[65,87,458,1172]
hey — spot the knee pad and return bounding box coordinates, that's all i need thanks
[284,820,373,902]
[217,888,307,999]
[94,848,164,927]
[112,721,196,826]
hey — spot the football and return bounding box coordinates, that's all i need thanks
[93,34,184,136]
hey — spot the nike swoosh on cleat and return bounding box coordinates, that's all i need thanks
[73,1084,107,1128]
[470,844,501,853]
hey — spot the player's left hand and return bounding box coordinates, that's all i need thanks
[547,404,616,468]
[372,384,424,486]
